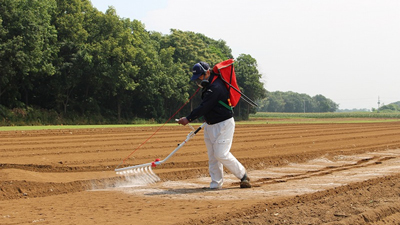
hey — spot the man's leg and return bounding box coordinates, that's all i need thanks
[204,124,224,189]
[210,118,247,180]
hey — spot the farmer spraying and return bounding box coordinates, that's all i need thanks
[177,61,251,189]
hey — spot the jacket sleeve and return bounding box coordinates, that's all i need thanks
[186,87,219,122]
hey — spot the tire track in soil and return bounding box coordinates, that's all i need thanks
[199,174,400,225]
[104,149,400,225]
[166,150,400,224]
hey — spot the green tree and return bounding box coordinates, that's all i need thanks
[283,92,302,112]
[259,91,338,113]
[235,54,266,119]
[91,8,139,121]
[153,45,190,119]
[0,0,57,107]
[299,94,315,113]
[0,3,270,124]
[51,0,90,114]
[378,103,400,113]
[78,4,108,117]
[162,29,233,71]
[313,94,338,112]
[265,91,286,112]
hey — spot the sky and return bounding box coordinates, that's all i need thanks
[90,0,400,110]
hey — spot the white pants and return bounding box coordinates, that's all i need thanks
[204,117,246,188]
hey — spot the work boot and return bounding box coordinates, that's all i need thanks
[240,173,252,188]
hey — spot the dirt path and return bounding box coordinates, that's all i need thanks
[1,122,400,224]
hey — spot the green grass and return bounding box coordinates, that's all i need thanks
[252,112,400,119]
[2,112,400,131]
[247,112,400,124]
[0,123,180,131]
[243,118,400,125]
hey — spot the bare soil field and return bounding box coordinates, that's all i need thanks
[1,121,400,224]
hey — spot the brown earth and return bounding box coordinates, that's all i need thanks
[1,121,400,224]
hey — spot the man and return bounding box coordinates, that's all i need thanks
[177,61,251,189]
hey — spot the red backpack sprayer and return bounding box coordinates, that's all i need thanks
[114,59,257,183]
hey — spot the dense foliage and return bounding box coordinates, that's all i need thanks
[257,91,339,113]
[375,101,400,113]
[0,0,266,125]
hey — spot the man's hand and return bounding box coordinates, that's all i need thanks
[177,117,189,125]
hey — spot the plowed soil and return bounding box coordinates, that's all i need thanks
[1,121,400,224]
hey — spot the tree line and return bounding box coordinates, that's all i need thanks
[375,101,400,113]
[0,0,265,125]
[257,91,339,113]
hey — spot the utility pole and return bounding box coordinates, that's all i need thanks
[377,96,380,113]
